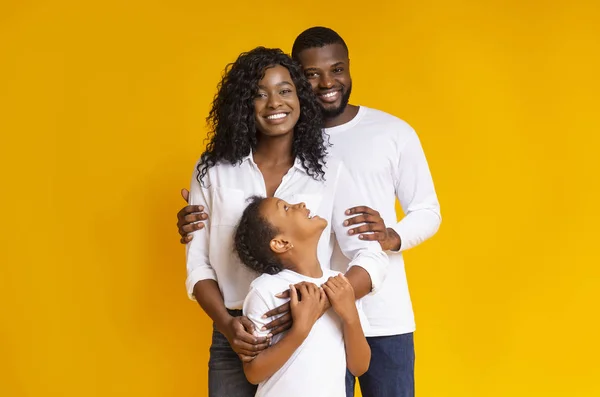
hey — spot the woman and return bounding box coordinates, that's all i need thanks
[185,47,388,397]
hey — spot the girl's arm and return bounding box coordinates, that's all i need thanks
[323,274,371,376]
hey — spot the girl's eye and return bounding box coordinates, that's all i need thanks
[281,89,292,95]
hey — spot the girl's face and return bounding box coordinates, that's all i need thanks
[253,65,301,137]
[259,197,327,254]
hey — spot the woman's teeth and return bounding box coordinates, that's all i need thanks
[266,113,287,120]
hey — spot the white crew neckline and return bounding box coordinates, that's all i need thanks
[323,106,368,135]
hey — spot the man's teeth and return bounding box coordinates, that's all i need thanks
[267,113,287,120]
[321,91,337,98]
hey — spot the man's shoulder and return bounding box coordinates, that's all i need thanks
[360,106,414,131]
[358,106,418,144]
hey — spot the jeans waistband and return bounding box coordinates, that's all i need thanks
[227,309,243,317]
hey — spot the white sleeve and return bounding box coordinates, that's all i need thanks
[391,128,442,252]
[330,162,389,292]
[185,164,217,299]
[242,287,278,339]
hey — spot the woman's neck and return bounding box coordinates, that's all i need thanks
[254,132,294,167]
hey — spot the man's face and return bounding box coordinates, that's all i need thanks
[295,43,352,119]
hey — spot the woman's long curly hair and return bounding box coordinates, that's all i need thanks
[234,196,283,275]
[197,47,328,184]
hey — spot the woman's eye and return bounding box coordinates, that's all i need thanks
[281,89,292,95]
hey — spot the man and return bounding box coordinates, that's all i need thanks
[178,27,441,397]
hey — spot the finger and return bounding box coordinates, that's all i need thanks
[275,289,290,299]
[233,340,266,354]
[180,235,193,244]
[263,301,291,318]
[319,287,326,303]
[345,206,378,216]
[343,214,379,226]
[306,282,319,296]
[297,283,310,298]
[240,316,256,334]
[290,284,298,307]
[270,321,293,336]
[348,223,385,235]
[245,339,270,353]
[264,312,292,331]
[239,354,257,363]
[328,275,344,289]
[181,188,190,203]
[358,232,387,241]
[322,283,335,298]
[178,204,205,217]
[181,222,205,234]
[183,212,208,224]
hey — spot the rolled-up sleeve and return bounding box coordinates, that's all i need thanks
[331,162,389,292]
[185,165,216,300]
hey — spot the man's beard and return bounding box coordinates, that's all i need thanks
[320,84,352,119]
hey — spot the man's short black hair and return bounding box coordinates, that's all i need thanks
[291,26,349,61]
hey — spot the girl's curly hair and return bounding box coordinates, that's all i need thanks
[234,196,283,275]
[197,47,328,184]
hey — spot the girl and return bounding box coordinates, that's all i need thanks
[236,196,370,397]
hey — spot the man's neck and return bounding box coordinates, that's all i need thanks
[323,104,360,128]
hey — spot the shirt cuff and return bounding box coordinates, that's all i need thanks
[348,251,389,293]
[389,224,404,252]
[186,267,218,300]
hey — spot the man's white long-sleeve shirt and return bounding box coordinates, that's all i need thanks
[326,106,441,336]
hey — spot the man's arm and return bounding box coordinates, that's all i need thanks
[331,162,389,298]
[390,127,441,252]
[177,188,207,244]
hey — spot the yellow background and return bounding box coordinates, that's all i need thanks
[1,1,599,396]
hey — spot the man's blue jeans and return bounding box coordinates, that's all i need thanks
[346,333,415,397]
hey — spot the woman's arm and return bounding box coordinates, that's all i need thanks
[186,165,269,360]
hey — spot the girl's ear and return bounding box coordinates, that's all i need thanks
[270,236,294,254]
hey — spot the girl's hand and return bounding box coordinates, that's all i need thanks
[289,282,327,338]
[322,274,359,323]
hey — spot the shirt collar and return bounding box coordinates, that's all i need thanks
[242,152,307,174]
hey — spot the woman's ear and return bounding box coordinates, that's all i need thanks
[270,236,294,254]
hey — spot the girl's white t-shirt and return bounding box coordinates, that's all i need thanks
[243,269,368,397]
